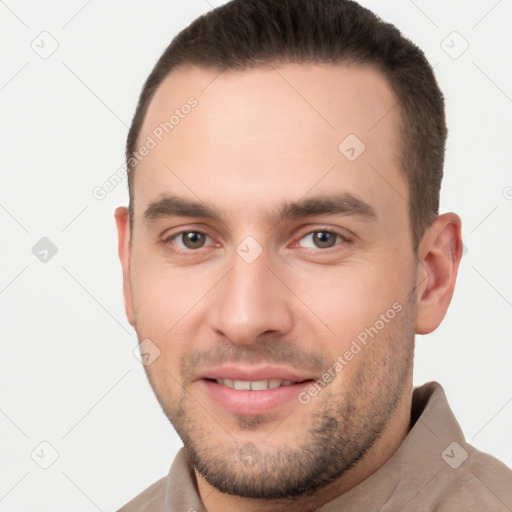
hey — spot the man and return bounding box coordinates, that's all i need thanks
[115,0,512,510]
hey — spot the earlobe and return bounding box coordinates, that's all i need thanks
[114,206,136,327]
[415,213,463,335]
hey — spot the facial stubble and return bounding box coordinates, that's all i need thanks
[143,293,416,500]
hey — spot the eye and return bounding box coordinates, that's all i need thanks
[297,230,347,249]
[165,231,213,251]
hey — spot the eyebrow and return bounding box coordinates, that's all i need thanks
[143,193,377,225]
[272,193,377,224]
[144,196,223,223]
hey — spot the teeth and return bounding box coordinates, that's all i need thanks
[250,380,269,391]
[215,379,297,390]
[235,380,251,390]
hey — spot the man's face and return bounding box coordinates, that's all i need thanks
[121,63,420,498]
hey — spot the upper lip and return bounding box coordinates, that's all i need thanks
[198,365,315,382]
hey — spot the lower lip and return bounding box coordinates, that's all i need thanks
[201,379,312,416]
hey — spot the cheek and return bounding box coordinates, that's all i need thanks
[129,251,219,370]
[287,258,410,349]
[130,272,170,336]
[130,267,189,391]
[129,253,183,354]
[130,248,198,333]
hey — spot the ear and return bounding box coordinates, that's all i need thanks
[415,213,463,334]
[115,206,135,327]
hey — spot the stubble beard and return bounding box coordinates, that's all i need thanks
[143,294,416,500]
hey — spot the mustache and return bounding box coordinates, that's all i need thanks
[180,338,328,380]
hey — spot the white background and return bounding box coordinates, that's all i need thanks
[1,1,511,511]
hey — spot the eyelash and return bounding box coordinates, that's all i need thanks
[161,228,351,254]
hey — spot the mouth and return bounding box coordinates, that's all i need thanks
[211,378,306,390]
[198,368,316,416]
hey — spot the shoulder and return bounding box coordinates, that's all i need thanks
[434,445,512,511]
[117,476,167,512]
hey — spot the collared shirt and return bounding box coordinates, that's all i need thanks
[118,382,512,511]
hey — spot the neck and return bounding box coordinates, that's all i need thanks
[194,384,413,512]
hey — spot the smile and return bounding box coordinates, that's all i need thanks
[214,378,299,390]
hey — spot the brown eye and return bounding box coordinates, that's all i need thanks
[312,232,337,248]
[181,232,206,249]
[294,229,349,251]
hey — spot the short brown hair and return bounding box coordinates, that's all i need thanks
[126,0,447,249]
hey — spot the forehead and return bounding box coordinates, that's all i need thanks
[133,63,407,227]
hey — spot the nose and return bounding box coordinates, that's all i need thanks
[207,252,294,346]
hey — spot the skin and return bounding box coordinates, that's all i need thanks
[115,63,463,512]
